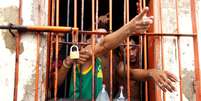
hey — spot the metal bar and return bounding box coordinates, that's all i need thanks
[50,0,55,100]
[126,0,131,100]
[81,0,84,41]
[137,1,144,100]
[92,0,95,100]
[175,0,183,101]
[161,33,165,101]
[73,0,78,100]
[54,34,59,101]
[13,33,20,101]
[51,0,55,26]
[158,0,165,100]
[95,0,99,30]
[141,1,148,101]
[0,24,77,33]
[74,0,77,28]
[79,31,196,36]
[109,0,113,100]
[53,0,60,100]
[190,0,201,100]
[35,32,40,101]
[144,34,148,101]
[45,0,52,100]
[13,0,22,100]
[64,0,71,97]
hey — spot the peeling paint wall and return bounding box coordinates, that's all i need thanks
[0,0,48,101]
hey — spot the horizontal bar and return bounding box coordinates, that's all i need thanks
[134,33,196,37]
[52,41,142,48]
[0,24,196,37]
[0,24,77,33]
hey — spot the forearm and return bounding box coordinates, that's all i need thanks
[130,69,151,81]
[51,57,72,87]
[57,65,69,86]
[95,23,133,56]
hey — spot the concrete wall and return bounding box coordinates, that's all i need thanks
[0,0,48,101]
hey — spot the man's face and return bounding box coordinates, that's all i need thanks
[121,40,139,63]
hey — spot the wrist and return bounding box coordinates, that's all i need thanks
[62,57,72,69]
[147,69,153,80]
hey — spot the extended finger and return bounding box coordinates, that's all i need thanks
[77,60,85,64]
[166,79,176,91]
[159,75,174,92]
[157,79,167,92]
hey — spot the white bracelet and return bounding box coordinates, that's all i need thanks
[62,60,71,69]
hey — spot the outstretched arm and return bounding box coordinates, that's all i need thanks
[94,7,153,56]
[117,62,178,92]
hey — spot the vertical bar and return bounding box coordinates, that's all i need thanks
[13,0,22,100]
[138,1,144,100]
[142,1,148,101]
[190,0,201,100]
[158,0,165,100]
[109,0,113,100]
[95,0,99,30]
[54,34,59,101]
[56,0,59,26]
[143,30,148,101]
[64,0,70,97]
[35,32,40,101]
[74,0,77,28]
[45,0,52,100]
[175,0,183,101]
[126,0,130,101]
[81,0,85,41]
[92,0,95,100]
[73,0,78,100]
[161,31,165,101]
[54,0,60,100]
[51,0,55,26]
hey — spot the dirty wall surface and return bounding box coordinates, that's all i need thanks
[0,0,48,101]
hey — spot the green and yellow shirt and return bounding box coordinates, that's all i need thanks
[69,58,103,100]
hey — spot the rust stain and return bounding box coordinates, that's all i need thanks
[0,6,24,54]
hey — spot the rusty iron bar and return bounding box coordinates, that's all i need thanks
[175,0,183,101]
[50,0,56,100]
[13,0,22,100]
[95,0,99,30]
[141,1,149,101]
[190,0,201,100]
[81,0,85,41]
[64,0,71,97]
[0,24,77,33]
[53,0,60,100]
[158,0,165,100]
[73,0,78,100]
[137,1,144,100]
[109,0,113,100]
[79,31,197,36]
[92,0,96,100]
[125,0,131,100]
[0,24,196,37]
[45,0,52,100]
[52,41,141,48]
[14,32,20,101]
[35,32,40,101]
[143,31,148,101]
[54,34,59,101]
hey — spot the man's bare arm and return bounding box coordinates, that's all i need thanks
[94,7,153,56]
